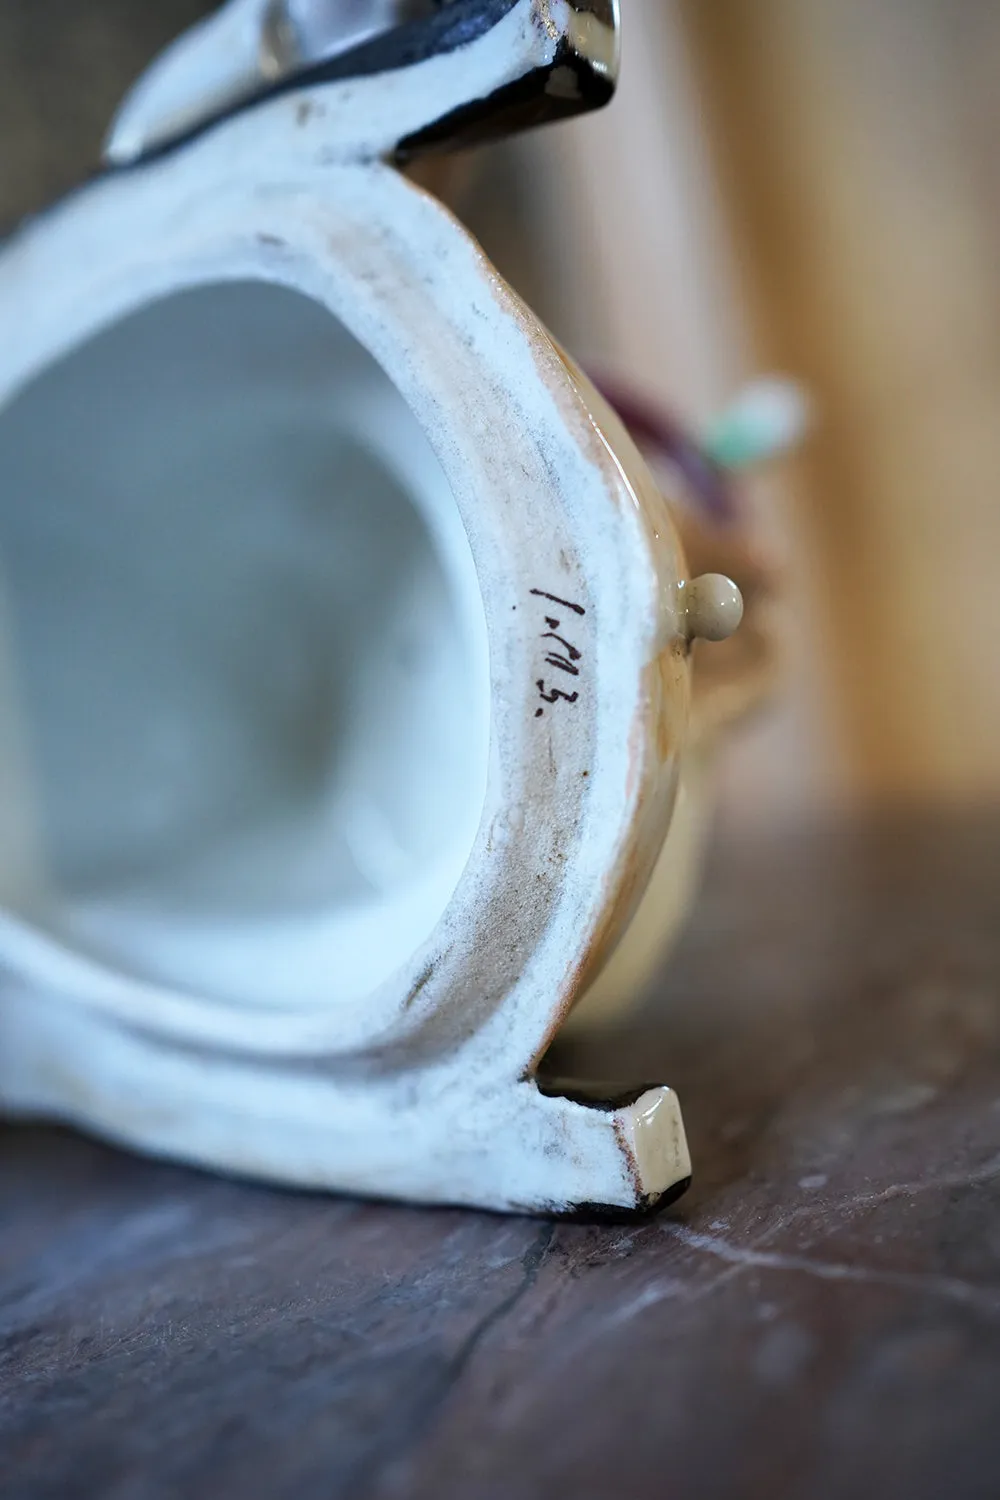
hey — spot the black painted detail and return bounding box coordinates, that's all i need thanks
[557,1177,694,1224]
[396,44,615,160]
[117,0,617,170]
[111,2,520,169]
[530,589,586,616]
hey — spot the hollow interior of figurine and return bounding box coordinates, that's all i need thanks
[0,281,490,1009]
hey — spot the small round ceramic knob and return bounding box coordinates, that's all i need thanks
[686,573,744,643]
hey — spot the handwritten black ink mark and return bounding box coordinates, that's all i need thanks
[537,679,579,705]
[541,632,581,661]
[533,588,584,717]
[530,589,586,616]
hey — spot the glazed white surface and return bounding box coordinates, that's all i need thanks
[0,282,490,1011]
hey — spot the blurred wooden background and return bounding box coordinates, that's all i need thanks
[3,0,998,823]
[497,0,1000,822]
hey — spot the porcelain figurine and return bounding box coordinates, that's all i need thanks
[0,0,776,1214]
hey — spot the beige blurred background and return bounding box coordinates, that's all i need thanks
[3,0,998,827]
[466,0,1000,828]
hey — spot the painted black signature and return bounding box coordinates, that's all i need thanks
[530,589,585,717]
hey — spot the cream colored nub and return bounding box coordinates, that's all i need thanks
[685,573,744,643]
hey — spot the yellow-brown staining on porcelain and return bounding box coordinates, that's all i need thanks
[651,636,690,765]
[534,0,561,44]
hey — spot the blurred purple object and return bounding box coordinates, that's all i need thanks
[592,374,738,525]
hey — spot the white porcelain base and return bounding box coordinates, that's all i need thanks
[2,984,690,1213]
